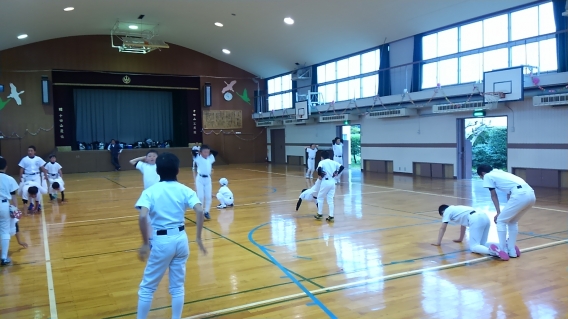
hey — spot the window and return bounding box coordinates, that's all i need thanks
[421,1,557,89]
[267,74,292,111]
[317,48,380,102]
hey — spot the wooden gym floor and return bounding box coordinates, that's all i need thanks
[1,164,567,319]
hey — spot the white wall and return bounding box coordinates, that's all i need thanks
[389,37,414,95]
[361,98,568,175]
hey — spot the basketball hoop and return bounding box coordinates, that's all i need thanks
[483,92,504,110]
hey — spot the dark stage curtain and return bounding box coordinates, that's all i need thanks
[74,88,173,144]
[411,35,423,92]
[378,44,391,96]
[552,0,568,73]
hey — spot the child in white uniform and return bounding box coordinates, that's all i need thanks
[331,138,344,184]
[194,145,215,220]
[18,145,48,206]
[0,157,23,265]
[45,155,65,202]
[216,178,234,209]
[432,204,509,257]
[315,151,344,222]
[135,152,207,319]
[305,144,318,179]
[19,181,48,213]
[130,150,160,189]
[477,164,536,261]
[296,177,322,211]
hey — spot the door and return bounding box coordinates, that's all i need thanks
[456,119,472,179]
[270,129,286,164]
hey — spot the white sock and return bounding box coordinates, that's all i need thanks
[497,230,508,252]
[1,238,9,259]
[507,223,519,254]
[171,295,184,319]
[137,298,152,319]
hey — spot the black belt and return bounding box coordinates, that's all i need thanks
[470,211,476,215]
[199,174,209,178]
[324,177,329,180]
[50,174,58,176]
[335,155,342,157]
[156,225,184,236]
[1,199,7,203]
[309,158,314,160]
[26,173,38,175]
[517,185,522,189]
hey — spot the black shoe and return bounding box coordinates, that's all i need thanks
[326,216,334,222]
[204,212,211,220]
[49,194,54,201]
[1,258,12,266]
[314,214,323,220]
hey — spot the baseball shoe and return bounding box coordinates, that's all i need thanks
[28,203,34,211]
[227,204,234,207]
[314,214,323,220]
[326,216,334,222]
[216,204,226,209]
[490,244,510,261]
[204,212,211,220]
[1,258,12,266]
[508,245,521,258]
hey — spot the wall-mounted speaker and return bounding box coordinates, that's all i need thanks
[41,76,50,105]
[203,82,212,107]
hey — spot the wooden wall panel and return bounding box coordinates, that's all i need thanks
[0,35,265,174]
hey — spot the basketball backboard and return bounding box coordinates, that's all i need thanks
[483,66,523,102]
[295,100,309,120]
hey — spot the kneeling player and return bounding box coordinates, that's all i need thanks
[296,177,322,211]
[19,182,48,213]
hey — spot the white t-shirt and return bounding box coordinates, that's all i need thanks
[195,154,215,175]
[317,159,341,178]
[332,143,343,157]
[218,185,233,200]
[18,181,48,200]
[136,161,160,189]
[135,181,201,230]
[442,205,475,226]
[0,173,19,200]
[19,156,46,174]
[482,169,531,193]
[45,162,62,177]
[306,148,318,159]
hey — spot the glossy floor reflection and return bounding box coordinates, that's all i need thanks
[1,164,567,319]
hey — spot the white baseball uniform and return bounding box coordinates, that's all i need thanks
[305,147,318,178]
[442,205,497,255]
[0,173,19,261]
[136,161,160,190]
[316,159,341,218]
[45,162,65,194]
[299,178,322,202]
[135,181,201,319]
[332,143,343,183]
[18,156,46,183]
[191,146,200,169]
[194,154,215,213]
[216,185,234,207]
[18,180,48,201]
[482,169,535,255]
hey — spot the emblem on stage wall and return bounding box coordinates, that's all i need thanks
[222,80,236,101]
[122,76,131,84]
[0,83,25,110]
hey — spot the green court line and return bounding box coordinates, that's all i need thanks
[100,229,568,319]
[184,217,325,289]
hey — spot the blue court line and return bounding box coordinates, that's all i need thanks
[519,231,566,241]
[293,255,313,260]
[262,186,277,193]
[249,222,338,319]
[265,247,276,252]
[306,302,317,306]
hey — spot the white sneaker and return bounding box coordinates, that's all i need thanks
[216,204,226,209]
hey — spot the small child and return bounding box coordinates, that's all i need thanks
[216,178,234,209]
[194,145,215,220]
[130,150,159,189]
[19,182,48,213]
[296,177,322,211]
[45,155,65,202]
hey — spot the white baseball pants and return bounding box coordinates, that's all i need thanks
[317,178,336,217]
[196,175,212,212]
[496,188,536,254]
[0,201,11,260]
[306,158,315,177]
[216,193,233,206]
[467,212,497,255]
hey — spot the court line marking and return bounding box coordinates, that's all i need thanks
[248,222,338,319]
[182,238,568,319]
[41,195,59,319]
[47,215,139,226]
[65,186,142,194]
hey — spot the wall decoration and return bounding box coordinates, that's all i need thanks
[0,83,25,110]
[222,80,236,93]
[224,92,233,101]
[236,88,251,104]
[202,110,242,129]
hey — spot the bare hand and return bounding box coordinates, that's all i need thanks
[431,243,441,246]
[453,239,463,243]
[196,239,207,255]
[19,241,28,248]
[494,214,500,223]
[138,244,150,261]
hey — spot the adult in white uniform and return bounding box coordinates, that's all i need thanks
[314,151,344,222]
[296,177,322,211]
[216,178,234,209]
[331,138,344,184]
[45,154,66,201]
[18,145,47,187]
[432,205,506,257]
[194,145,215,220]
[305,144,318,178]
[0,157,21,265]
[135,152,206,319]
[477,165,535,261]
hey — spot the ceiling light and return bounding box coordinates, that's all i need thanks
[129,25,139,30]
[222,49,231,54]
[63,7,74,11]
[284,17,294,25]
[215,22,223,27]
[17,34,28,39]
